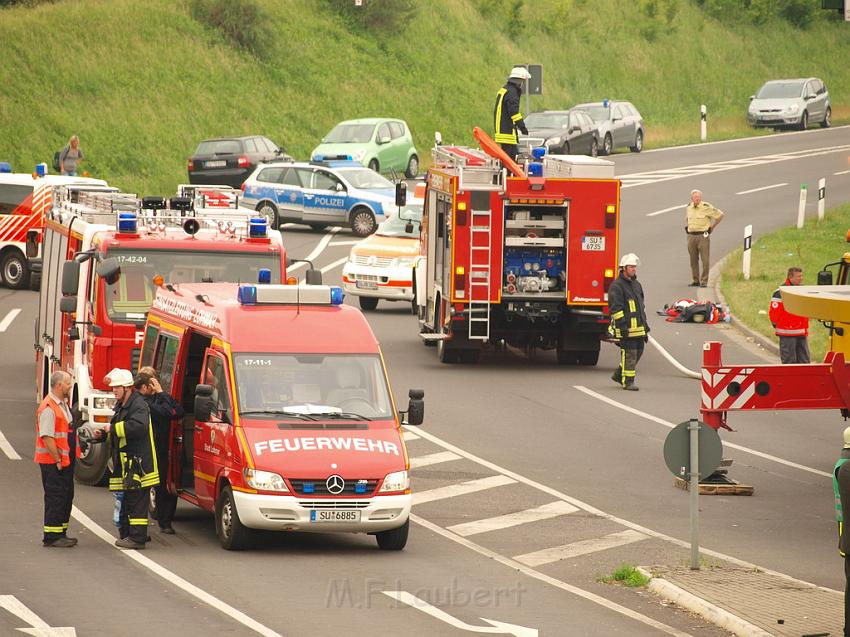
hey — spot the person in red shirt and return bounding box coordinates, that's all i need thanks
[769,266,810,364]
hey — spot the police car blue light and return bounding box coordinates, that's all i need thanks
[117,212,138,234]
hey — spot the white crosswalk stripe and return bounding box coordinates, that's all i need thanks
[409,451,462,469]
[446,501,579,537]
[413,475,516,506]
[513,529,648,567]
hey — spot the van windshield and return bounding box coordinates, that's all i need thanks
[756,82,804,99]
[323,124,376,144]
[103,249,280,322]
[233,353,394,421]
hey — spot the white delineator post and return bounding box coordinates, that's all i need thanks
[743,224,753,281]
[818,178,826,222]
[797,183,807,229]
[700,105,707,142]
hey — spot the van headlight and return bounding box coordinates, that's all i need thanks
[393,257,415,268]
[378,470,409,493]
[92,396,117,410]
[244,468,289,492]
[784,104,799,114]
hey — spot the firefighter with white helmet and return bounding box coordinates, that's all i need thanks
[608,253,650,391]
[494,66,532,161]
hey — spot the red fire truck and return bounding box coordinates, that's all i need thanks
[414,128,620,364]
[141,281,423,550]
[34,186,288,484]
[0,170,108,289]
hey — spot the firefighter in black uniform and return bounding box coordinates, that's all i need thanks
[494,66,531,161]
[608,253,650,391]
[98,369,159,549]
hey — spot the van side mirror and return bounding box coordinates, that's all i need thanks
[395,181,407,208]
[305,269,322,285]
[194,384,214,422]
[59,296,77,314]
[405,221,414,234]
[26,230,39,258]
[749,95,755,101]
[61,261,81,295]
[818,270,833,286]
[378,135,390,145]
[401,388,424,426]
[96,257,121,285]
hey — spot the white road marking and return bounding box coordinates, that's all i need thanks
[413,475,516,506]
[320,257,348,274]
[328,240,360,246]
[835,169,850,176]
[411,515,691,637]
[513,530,648,567]
[383,590,538,636]
[402,430,421,441]
[0,429,21,460]
[403,425,840,593]
[0,595,76,635]
[573,385,832,479]
[409,451,462,469]
[0,308,21,332]
[736,182,787,195]
[646,205,683,217]
[69,507,285,637]
[287,227,341,272]
[447,501,578,537]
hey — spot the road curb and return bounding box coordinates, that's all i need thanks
[711,253,780,357]
[637,567,773,637]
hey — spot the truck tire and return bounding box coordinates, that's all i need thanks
[376,519,409,550]
[1,249,30,290]
[436,302,459,363]
[216,485,253,550]
[74,431,109,486]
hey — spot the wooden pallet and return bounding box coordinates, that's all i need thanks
[674,476,754,496]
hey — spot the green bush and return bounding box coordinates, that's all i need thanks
[323,0,418,32]
[189,0,270,57]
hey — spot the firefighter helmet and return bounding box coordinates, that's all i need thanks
[107,368,135,387]
[844,425,850,448]
[619,253,640,268]
[509,66,532,80]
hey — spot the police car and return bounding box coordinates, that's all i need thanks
[240,157,401,236]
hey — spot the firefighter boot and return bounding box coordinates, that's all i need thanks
[611,371,622,385]
[115,537,146,550]
[623,383,639,391]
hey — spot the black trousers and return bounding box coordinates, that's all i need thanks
[118,487,151,543]
[40,461,75,542]
[154,483,177,528]
[499,143,518,161]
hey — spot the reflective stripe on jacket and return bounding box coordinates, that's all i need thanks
[494,82,523,145]
[607,272,649,340]
[769,281,809,337]
[34,396,71,467]
[107,390,159,491]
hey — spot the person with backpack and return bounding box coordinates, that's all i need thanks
[58,135,84,176]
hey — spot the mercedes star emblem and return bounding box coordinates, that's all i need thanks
[326,474,345,495]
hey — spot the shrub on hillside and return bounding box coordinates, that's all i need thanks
[696,0,816,28]
[189,0,271,57]
[473,0,526,33]
[323,0,418,32]
[0,0,56,6]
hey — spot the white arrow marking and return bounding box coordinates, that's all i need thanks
[383,591,537,637]
[0,595,77,636]
[0,308,21,332]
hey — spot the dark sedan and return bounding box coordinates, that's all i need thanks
[187,135,292,188]
[519,110,599,157]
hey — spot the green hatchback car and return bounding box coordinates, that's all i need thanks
[311,118,419,178]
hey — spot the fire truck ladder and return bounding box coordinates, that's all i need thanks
[468,208,492,341]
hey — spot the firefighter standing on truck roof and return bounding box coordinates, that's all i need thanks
[769,266,810,364]
[608,254,649,391]
[494,66,531,161]
[95,369,159,550]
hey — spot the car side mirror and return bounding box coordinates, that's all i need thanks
[612,116,622,122]
[305,269,322,285]
[194,384,214,422]
[569,126,580,133]
[806,94,816,101]
[395,181,407,207]
[378,135,390,145]
[401,389,424,426]
[96,257,121,285]
[818,270,833,286]
[61,260,81,295]
[405,221,414,234]
[749,95,755,101]
[59,296,77,314]
[26,230,39,258]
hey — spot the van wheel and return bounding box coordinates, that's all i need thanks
[630,130,643,153]
[350,207,377,237]
[368,159,380,173]
[602,133,613,156]
[216,485,252,550]
[1,249,30,290]
[256,202,279,230]
[822,107,831,129]
[358,296,379,311]
[798,111,808,131]
[405,155,419,179]
[376,519,409,550]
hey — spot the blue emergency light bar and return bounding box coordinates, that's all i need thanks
[237,284,344,306]
[35,163,47,177]
[312,154,353,162]
[117,212,138,234]
[249,217,268,238]
[531,147,546,160]
[0,162,12,173]
[257,268,271,284]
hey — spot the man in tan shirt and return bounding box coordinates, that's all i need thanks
[685,189,724,288]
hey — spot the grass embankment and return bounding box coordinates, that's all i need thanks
[720,203,850,361]
[1,0,849,194]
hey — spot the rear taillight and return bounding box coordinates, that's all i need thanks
[240,182,247,192]
[187,160,194,171]
[238,155,250,168]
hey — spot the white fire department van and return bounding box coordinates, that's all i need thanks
[140,281,424,550]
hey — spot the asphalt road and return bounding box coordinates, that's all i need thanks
[2,126,849,636]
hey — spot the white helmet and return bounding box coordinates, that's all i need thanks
[107,368,135,387]
[619,253,640,268]
[509,66,532,81]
